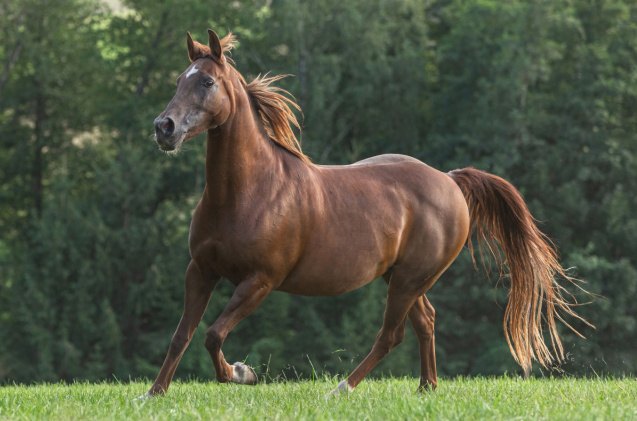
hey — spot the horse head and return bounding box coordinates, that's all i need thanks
[153,30,237,152]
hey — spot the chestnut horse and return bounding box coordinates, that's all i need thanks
[146,30,588,397]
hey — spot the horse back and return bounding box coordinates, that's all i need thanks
[277,154,469,295]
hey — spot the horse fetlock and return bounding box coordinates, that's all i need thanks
[230,362,258,385]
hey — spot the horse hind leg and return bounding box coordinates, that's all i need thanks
[408,295,437,391]
[384,274,438,391]
[331,281,418,395]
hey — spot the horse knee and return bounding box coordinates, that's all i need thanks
[168,332,189,357]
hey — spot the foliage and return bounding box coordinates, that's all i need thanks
[0,0,635,383]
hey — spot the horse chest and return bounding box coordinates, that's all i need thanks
[189,207,295,280]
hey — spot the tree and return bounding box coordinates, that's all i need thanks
[1,0,636,383]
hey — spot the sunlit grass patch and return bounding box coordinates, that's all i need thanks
[0,377,635,420]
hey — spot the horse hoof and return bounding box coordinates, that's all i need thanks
[417,382,437,393]
[231,362,258,385]
[328,380,352,397]
[134,392,153,402]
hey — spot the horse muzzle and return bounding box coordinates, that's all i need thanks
[154,116,183,151]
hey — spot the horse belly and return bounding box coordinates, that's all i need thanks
[277,257,383,296]
[277,223,400,296]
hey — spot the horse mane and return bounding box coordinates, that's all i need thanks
[245,75,308,163]
[212,33,308,163]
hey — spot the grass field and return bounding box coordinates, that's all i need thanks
[1,377,636,420]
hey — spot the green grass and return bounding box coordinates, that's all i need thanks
[1,377,635,420]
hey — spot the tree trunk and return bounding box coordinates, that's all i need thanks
[32,85,45,218]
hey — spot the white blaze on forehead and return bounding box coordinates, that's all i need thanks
[185,65,199,78]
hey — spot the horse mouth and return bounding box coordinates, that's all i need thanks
[158,142,178,152]
[155,132,186,152]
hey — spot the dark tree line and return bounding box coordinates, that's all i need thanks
[1,0,635,383]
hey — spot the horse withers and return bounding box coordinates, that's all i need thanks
[145,29,589,397]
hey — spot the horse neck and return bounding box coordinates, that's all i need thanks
[204,84,284,206]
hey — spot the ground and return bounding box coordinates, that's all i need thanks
[1,377,635,420]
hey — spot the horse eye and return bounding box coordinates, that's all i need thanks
[203,79,215,88]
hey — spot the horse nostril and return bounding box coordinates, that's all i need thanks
[155,117,175,137]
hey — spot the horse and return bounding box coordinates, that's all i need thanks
[145,29,589,397]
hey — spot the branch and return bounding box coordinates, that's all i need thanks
[0,41,23,99]
[135,10,169,96]
[0,8,26,100]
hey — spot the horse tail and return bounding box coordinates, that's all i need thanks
[448,167,591,375]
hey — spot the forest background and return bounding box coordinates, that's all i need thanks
[1,0,635,383]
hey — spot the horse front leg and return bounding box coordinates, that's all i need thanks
[204,274,274,385]
[146,261,217,396]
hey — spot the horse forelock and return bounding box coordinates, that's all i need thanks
[219,32,238,64]
[192,32,237,65]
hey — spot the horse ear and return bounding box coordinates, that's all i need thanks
[207,29,224,63]
[186,32,200,62]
